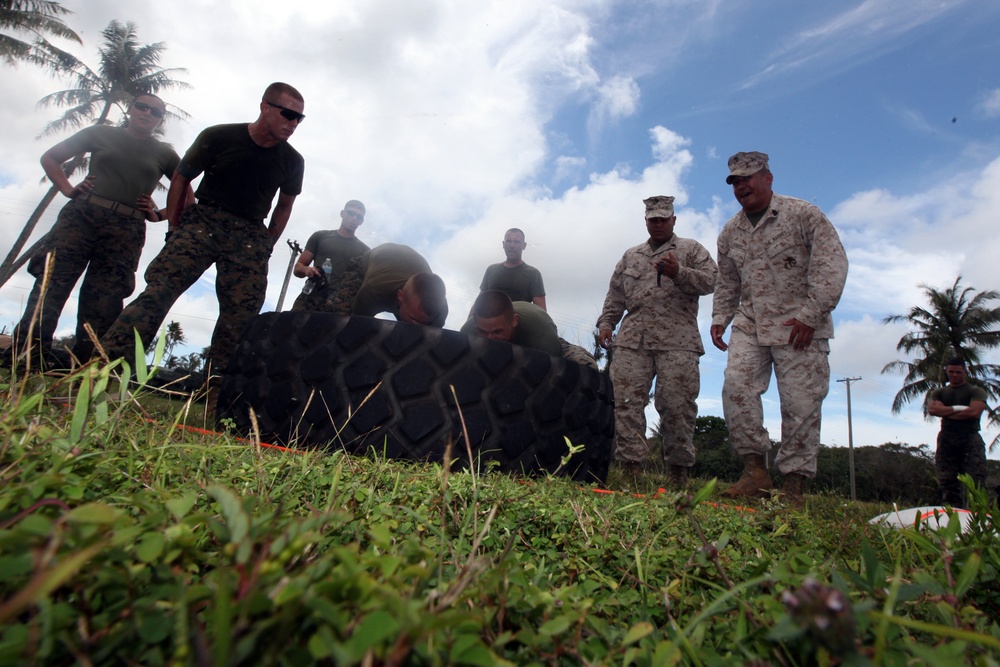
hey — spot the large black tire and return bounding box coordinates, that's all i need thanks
[217,312,614,483]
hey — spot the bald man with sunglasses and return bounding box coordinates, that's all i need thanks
[102,82,306,413]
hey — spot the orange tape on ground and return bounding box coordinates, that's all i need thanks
[143,417,303,454]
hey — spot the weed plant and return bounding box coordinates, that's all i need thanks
[1,353,999,665]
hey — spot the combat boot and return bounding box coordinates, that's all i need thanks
[779,473,807,508]
[615,460,645,488]
[721,454,773,499]
[667,465,689,489]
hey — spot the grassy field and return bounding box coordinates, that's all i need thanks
[1,361,999,666]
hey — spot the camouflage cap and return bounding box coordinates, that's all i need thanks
[725,151,769,184]
[643,195,675,219]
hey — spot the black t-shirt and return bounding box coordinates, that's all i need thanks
[178,123,304,221]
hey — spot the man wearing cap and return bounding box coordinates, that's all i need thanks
[101,82,306,406]
[597,196,718,488]
[322,243,448,327]
[291,200,369,312]
[711,152,848,506]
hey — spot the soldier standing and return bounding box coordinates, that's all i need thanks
[711,152,848,506]
[597,196,718,487]
[11,94,186,363]
[291,200,369,312]
[101,82,306,409]
[926,358,989,508]
[478,228,547,310]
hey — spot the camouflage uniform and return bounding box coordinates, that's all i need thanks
[597,232,718,466]
[322,255,364,316]
[559,338,597,369]
[713,194,848,477]
[11,123,179,362]
[14,199,146,360]
[100,119,304,383]
[101,204,271,376]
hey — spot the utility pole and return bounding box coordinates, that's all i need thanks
[837,377,862,501]
[275,239,302,312]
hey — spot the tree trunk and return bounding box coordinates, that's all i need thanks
[0,185,59,288]
[0,154,88,289]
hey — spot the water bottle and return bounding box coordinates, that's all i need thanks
[322,257,333,280]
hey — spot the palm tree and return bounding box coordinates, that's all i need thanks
[0,19,190,288]
[882,276,1000,445]
[0,0,81,72]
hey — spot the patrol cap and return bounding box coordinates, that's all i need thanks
[643,195,675,219]
[725,151,769,184]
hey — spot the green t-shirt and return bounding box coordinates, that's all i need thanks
[479,262,545,303]
[178,123,304,221]
[61,124,180,203]
[929,382,988,433]
[302,230,369,292]
[353,243,434,322]
[461,301,562,357]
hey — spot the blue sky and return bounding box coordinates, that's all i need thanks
[2,0,999,457]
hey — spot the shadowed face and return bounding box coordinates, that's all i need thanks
[127,95,166,136]
[472,312,519,342]
[502,230,525,262]
[646,216,675,245]
[945,364,968,386]
[340,203,365,232]
[397,278,432,325]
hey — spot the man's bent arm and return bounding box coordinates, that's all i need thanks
[166,171,195,230]
[268,192,296,243]
[293,250,316,278]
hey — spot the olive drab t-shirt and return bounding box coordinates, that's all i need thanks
[930,383,989,434]
[479,263,546,303]
[61,125,180,204]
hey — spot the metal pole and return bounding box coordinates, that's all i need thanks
[274,239,302,312]
[837,377,862,501]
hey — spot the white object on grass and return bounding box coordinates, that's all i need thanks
[869,506,975,533]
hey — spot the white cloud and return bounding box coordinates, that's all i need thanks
[594,75,640,121]
[740,0,967,89]
[977,89,1000,118]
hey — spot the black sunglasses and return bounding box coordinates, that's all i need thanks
[133,101,165,119]
[265,100,306,123]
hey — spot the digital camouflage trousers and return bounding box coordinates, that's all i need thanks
[101,203,271,384]
[13,198,145,361]
[722,328,830,477]
[610,346,700,467]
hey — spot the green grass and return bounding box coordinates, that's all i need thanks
[1,361,999,666]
